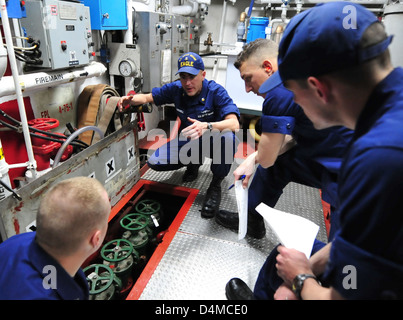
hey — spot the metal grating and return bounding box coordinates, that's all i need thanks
[139,159,328,299]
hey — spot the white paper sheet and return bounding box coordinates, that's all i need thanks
[255,203,319,258]
[235,180,248,240]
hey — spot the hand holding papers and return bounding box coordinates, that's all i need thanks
[255,203,319,258]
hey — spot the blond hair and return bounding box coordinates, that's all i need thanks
[36,177,110,255]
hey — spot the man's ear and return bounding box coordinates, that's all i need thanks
[89,230,102,250]
[262,60,273,74]
[307,76,330,103]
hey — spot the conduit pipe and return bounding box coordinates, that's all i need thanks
[0,0,37,179]
[0,61,107,97]
[211,0,228,81]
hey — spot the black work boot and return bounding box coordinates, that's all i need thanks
[182,164,201,182]
[201,175,224,219]
[216,210,266,239]
[225,278,255,300]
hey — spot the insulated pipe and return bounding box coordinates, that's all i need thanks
[172,0,199,16]
[218,0,228,44]
[0,61,107,97]
[0,0,37,178]
[52,126,104,168]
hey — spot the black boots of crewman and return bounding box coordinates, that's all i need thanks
[181,165,223,219]
[182,164,201,182]
[201,175,224,219]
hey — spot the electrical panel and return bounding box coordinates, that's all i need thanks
[20,0,94,70]
[134,11,174,92]
[134,12,201,92]
[80,0,127,30]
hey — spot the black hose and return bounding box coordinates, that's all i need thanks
[0,118,87,149]
[0,179,22,201]
[0,108,88,148]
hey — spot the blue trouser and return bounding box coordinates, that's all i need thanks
[147,130,239,178]
[250,147,341,299]
[249,147,341,240]
[254,239,326,300]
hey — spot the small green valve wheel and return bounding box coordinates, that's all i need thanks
[135,199,161,215]
[120,213,149,231]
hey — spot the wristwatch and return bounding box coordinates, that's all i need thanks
[207,122,213,130]
[292,274,321,299]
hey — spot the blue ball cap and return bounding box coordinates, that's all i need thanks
[176,52,205,75]
[259,1,393,94]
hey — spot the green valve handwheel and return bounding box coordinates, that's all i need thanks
[100,239,134,262]
[135,199,161,215]
[83,264,115,295]
[120,213,149,231]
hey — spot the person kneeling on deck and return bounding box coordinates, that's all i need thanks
[0,177,111,299]
[118,52,240,219]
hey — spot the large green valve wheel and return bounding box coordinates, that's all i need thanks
[101,239,139,285]
[135,199,161,216]
[120,213,149,231]
[101,239,134,262]
[120,213,150,253]
[83,264,115,295]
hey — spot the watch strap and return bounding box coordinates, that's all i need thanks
[292,274,320,300]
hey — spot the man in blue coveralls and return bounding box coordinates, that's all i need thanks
[0,177,111,299]
[118,52,240,219]
[253,1,403,299]
[217,38,352,241]
[220,38,353,299]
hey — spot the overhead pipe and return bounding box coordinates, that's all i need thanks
[0,0,37,179]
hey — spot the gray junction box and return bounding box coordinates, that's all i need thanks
[20,0,93,70]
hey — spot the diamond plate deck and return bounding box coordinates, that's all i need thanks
[138,159,328,300]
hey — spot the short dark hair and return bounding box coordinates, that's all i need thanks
[234,38,278,70]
